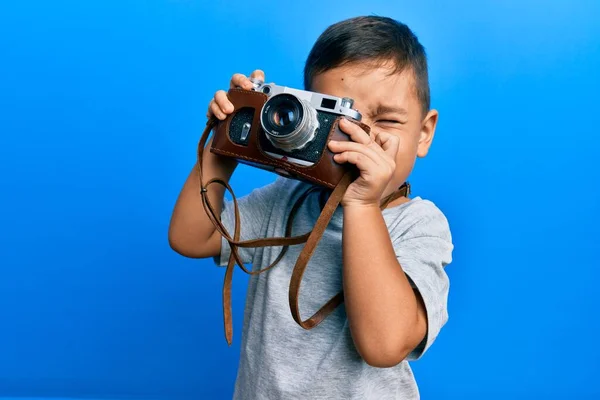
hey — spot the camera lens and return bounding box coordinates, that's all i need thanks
[262,94,302,138]
[271,106,296,127]
[260,93,319,152]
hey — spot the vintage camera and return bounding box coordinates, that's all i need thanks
[210,78,370,189]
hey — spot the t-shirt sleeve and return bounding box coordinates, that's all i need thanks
[391,200,454,361]
[213,177,282,267]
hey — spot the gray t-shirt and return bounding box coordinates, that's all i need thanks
[215,176,453,400]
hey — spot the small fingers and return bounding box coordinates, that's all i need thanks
[328,140,383,166]
[230,73,254,90]
[208,99,227,120]
[214,90,233,114]
[339,118,372,145]
[375,131,400,160]
[206,90,233,120]
[332,151,377,173]
[212,70,266,121]
[249,69,265,82]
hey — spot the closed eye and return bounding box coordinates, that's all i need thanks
[377,119,406,125]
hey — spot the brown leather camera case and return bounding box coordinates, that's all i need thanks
[210,88,370,189]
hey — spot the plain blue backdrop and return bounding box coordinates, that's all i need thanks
[1,0,599,399]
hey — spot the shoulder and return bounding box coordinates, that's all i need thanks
[247,176,311,207]
[246,175,294,197]
[267,176,309,198]
[384,197,452,243]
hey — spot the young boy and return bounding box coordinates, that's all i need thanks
[169,15,453,400]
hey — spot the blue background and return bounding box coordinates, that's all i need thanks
[1,0,599,399]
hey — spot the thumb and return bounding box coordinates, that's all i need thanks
[378,131,400,157]
[250,69,266,82]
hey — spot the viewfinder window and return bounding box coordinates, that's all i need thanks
[320,98,336,109]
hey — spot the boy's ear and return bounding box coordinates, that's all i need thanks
[417,109,439,158]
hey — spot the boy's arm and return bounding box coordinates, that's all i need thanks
[329,119,451,367]
[168,135,237,259]
[169,69,266,259]
[342,205,427,368]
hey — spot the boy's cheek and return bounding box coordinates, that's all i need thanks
[394,134,418,156]
[393,143,420,176]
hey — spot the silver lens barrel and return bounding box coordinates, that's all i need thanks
[267,99,318,151]
[261,94,320,152]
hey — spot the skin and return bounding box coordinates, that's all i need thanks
[169,63,440,367]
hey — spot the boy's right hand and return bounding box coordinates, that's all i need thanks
[170,72,269,260]
[207,69,266,120]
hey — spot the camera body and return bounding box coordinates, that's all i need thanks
[210,79,370,189]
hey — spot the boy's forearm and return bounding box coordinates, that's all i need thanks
[342,205,426,367]
[168,136,237,257]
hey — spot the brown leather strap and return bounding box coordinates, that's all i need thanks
[196,116,410,344]
[288,174,409,329]
[287,172,352,328]
[197,118,316,344]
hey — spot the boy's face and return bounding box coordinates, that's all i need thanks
[311,62,439,198]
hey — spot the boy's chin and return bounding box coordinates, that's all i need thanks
[384,178,408,197]
[391,168,413,188]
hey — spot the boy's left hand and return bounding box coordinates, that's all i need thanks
[328,118,400,208]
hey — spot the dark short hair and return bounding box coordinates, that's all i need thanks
[303,16,430,116]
